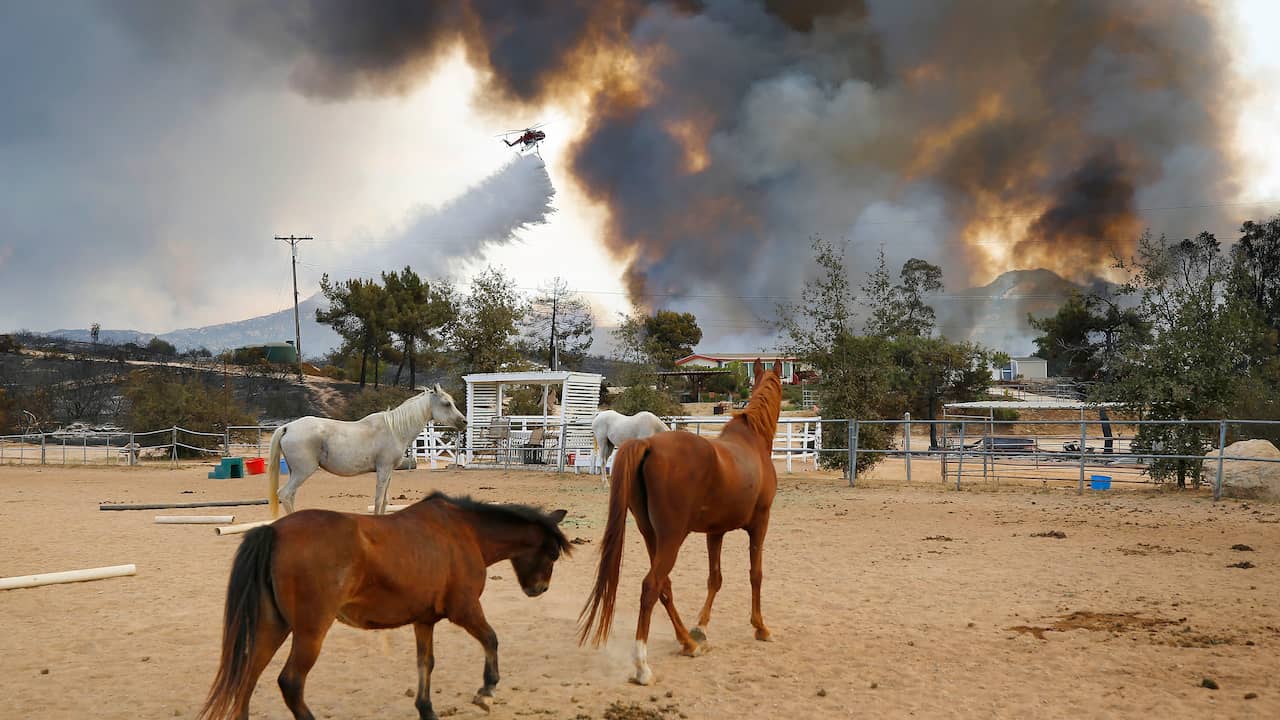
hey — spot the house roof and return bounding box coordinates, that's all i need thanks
[462,371,603,385]
[675,352,799,364]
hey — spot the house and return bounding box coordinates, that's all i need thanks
[674,352,807,385]
[990,355,1049,381]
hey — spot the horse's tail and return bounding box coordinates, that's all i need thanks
[578,438,648,647]
[266,425,286,518]
[198,525,280,720]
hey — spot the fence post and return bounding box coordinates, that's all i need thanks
[171,427,178,467]
[128,432,136,466]
[903,412,912,482]
[849,420,860,487]
[1215,419,1227,502]
[1077,420,1086,496]
[956,421,966,490]
[786,421,794,473]
[40,433,46,465]
[557,420,567,473]
[82,433,88,465]
[224,429,231,458]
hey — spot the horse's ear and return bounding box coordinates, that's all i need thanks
[752,358,764,384]
[434,383,444,394]
[772,359,782,376]
[549,508,568,524]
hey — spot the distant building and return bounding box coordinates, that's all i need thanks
[674,352,807,385]
[235,341,298,364]
[990,355,1049,381]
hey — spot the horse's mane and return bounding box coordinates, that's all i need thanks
[382,391,433,442]
[730,371,782,440]
[425,491,572,555]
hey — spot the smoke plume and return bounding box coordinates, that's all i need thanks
[236,1,1238,323]
[374,153,556,272]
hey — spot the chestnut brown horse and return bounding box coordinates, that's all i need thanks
[579,359,782,685]
[198,492,571,720]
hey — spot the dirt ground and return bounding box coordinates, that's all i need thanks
[1,461,1277,719]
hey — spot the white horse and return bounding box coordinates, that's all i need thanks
[267,384,467,517]
[591,409,669,483]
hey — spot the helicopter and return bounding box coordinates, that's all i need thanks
[496,122,547,155]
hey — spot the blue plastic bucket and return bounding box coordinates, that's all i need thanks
[1090,474,1111,490]
[280,457,290,474]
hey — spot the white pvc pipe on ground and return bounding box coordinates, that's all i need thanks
[214,520,272,536]
[0,564,136,591]
[365,504,409,512]
[154,515,234,524]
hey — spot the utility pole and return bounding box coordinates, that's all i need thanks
[275,235,313,382]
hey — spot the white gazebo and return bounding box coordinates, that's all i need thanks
[462,371,603,469]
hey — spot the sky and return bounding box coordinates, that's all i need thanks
[1,1,1278,350]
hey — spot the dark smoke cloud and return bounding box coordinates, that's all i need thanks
[242,0,1238,333]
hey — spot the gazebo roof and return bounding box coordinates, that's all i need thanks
[462,371,601,384]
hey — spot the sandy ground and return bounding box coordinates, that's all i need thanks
[2,461,1278,719]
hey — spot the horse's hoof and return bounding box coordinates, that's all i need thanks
[689,627,707,644]
[755,628,774,642]
[629,667,654,686]
[680,642,710,657]
[471,693,493,713]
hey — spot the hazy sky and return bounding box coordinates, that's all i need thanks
[1,1,1277,344]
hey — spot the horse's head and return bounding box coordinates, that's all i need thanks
[422,383,467,430]
[510,508,570,597]
[752,358,783,387]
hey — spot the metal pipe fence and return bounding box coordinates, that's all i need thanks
[4,416,1278,502]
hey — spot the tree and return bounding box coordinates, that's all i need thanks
[607,370,684,417]
[779,235,994,468]
[90,323,100,344]
[124,369,253,455]
[896,258,944,337]
[613,310,702,369]
[779,236,855,353]
[382,266,455,389]
[1230,214,1280,338]
[861,246,943,338]
[888,337,996,447]
[146,337,177,357]
[522,277,594,370]
[316,274,392,388]
[1102,231,1254,487]
[451,267,526,373]
[1029,291,1148,382]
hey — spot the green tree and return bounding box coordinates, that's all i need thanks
[340,386,415,421]
[146,337,177,357]
[1102,231,1254,487]
[1230,215,1280,338]
[1029,291,1148,382]
[382,266,455,389]
[451,266,526,373]
[607,370,684,417]
[124,369,253,456]
[889,337,996,447]
[779,236,893,471]
[316,274,392,388]
[614,310,703,368]
[861,246,943,338]
[522,276,594,370]
[779,236,855,352]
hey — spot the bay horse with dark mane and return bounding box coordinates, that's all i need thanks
[198,492,571,720]
[579,359,782,685]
